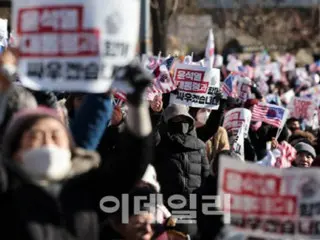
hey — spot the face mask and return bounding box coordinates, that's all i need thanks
[168,122,190,134]
[21,145,72,182]
[196,110,210,125]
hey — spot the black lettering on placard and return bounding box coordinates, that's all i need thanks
[184,93,192,102]
[66,63,83,80]
[191,94,199,104]
[84,63,99,80]
[281,220,295,234]
[46,62,62,80]
[27,62,44,78]
[314,220,320,235]
[199,96,205,104]
[105,41,129,57]
[176,92,184,101]
[298,220,312,235]
[300,203,312,217]
[245,216,260,230]
[231,215,245,228]
[263,219,279,233]
[208,87,215,95]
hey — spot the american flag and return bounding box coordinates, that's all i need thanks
[114,91,126,102]
[274,141,297,168]
[221,72,237,97]
[252,103,286,128]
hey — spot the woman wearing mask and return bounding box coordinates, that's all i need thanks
[0,63,154,240]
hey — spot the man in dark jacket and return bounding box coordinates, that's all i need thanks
[154,103,210,205]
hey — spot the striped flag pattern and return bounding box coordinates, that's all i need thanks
[221,73,237,97]
[252,103,286,128]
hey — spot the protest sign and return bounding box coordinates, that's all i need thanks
[270,62,281,82]
[218,157,320,240]
[300,85,320,99]
[236,77,252,102]
[223,108,252,138]
[0,19,8,47]
[231,124,245,161]
[296,67,309,82]
[281,89,295,105]
[288,97,317,122]
[12,0,140,92]
[281,53,296,72]
[170,64,220,109]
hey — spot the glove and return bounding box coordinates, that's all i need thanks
[114,61,153,106]
[215,88,223,100]
[251,82,263,99]
[226,96,242,108]
[251,83,258,93]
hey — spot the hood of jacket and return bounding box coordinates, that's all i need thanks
[163,104,194,126]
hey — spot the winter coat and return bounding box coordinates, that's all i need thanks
[206,127,230,162]
[0,130,153,240]
[155,128,209,204]
[195,175,224,240]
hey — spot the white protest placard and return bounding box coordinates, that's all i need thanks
[288,97,317,121]
[296,67,309,82]
[300,85,320,99]
[170,64,220,109]
[270,62,281,82]
[12,0,141,93]
[214,54,223,68]
[218,157,320,240]
[0,19,8,47]
[236,77,252,102]
[281,89,295,105]
[231,124,245,162]
[223,108,252,138]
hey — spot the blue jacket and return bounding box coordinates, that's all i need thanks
[71,94,113,150]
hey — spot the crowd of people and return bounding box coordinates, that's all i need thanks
[0,44,319,240]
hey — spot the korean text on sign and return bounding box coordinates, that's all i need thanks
[223,108,251,138]
[218,157,320,239]
[12,0,141,92]
[170,64,220,110]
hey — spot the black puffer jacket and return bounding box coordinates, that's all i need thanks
[155,130,209,202]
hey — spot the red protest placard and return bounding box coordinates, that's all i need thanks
[17,6,99,57]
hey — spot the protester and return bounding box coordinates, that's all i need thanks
[154,103,209,203]
[292,142,316,168]
[0,61,154,240]
[0,16,320,239]
[287,117,301,134]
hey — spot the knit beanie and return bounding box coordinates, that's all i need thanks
[2,106,72,159]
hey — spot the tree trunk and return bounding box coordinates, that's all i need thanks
[151,0,168,55]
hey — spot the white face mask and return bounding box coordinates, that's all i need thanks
[21,145,72,182]
[196,110,211,125]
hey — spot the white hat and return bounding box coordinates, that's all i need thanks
[142,165,160,192]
